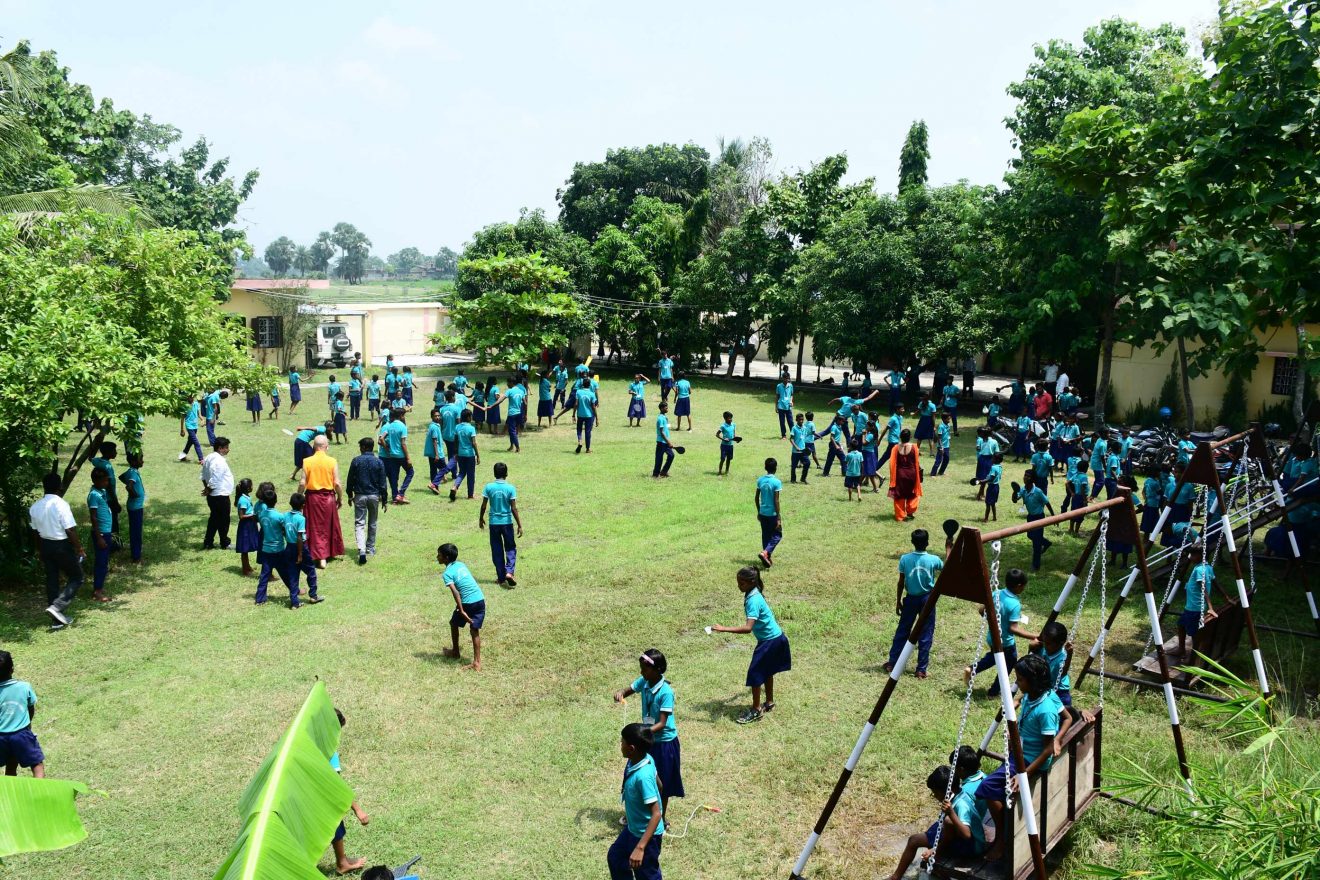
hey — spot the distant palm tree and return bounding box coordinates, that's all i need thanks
[0,46,141,225]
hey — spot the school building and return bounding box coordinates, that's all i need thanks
[222,279,451,370]
[1102,321,1318,425]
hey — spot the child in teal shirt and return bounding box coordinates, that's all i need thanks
[438,543,485,670]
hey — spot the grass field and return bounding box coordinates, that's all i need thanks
[2,373,1315,879]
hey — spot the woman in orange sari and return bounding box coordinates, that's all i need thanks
[888,428,922,522]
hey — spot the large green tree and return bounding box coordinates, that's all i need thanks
[459,208,592,299]
[388,246,424,275]
[430,252,595,366]
[0,212,271,552]
[897,120,930,193]
[263,236,295,277]
[330,222,372,285]
[556,143,710,240]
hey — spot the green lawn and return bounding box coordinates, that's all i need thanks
[2,374,1314,878]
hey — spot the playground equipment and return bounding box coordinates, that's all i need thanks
[790,492,1179,880]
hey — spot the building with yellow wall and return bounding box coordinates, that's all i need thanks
[1103,321,1317,425]
[221,280,450,371]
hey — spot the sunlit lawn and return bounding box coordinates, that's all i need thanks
[2,373,1314,879]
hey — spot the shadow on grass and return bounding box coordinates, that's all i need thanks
[573,806,622,838]
[0,496,212,643]
[689,693,746,723]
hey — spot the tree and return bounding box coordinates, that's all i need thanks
[704,136,774,251]
[995,18,1192,423]
[897,120,930,193]
[459,209,592,299]
[557,143,710,240]
[0,212,271,554]
[263,236,296,277]
[329,222,372,285]
[433,246,458,279]
[258,286,321,371]
[429,252,595,366]
[308,233,334,274]
[588,224,661,361]
[388,246,424,275]
[292,245,313,276]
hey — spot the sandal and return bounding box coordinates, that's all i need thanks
[736,707,764,725]
[762,701,776,713]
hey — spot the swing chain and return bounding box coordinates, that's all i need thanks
[1144,487,1203,656]
[924,614,991,874]
[1097,510,1109,709]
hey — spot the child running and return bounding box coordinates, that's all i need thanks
[437,543,485,670]
[612,648,683,817]
[709,566,792,725]
[754,458,783,567]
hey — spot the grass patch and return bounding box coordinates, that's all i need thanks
[1,372,1314,877]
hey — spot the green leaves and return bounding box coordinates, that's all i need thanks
[212,682,353,880]
[0,776,93,857]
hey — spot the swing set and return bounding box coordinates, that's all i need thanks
[790,490,1190,880]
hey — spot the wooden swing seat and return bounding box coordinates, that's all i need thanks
[935,708,1102,880]
[1133,598,1246,687]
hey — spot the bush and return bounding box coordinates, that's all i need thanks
[1218,371,1248,429]
[1256,399,1298,436]
[1124,398,1162,427]
[1157,364,1184,426]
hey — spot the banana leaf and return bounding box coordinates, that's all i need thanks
[0,776,91,857]
[212,682,354,879]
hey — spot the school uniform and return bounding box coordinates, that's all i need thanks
[333,399,347,436]
[886,370,904,410]
[1023,485,1052,570]
[122,467,146,562]
[504,385,528,450]
[844,450,863,489]
[608,754,665,880]
[288,372,302,404]
[789,424,813,482]
[821,423,845,475]
[537,377,554,419]
[933,423,952,475]
[1140,477,1163,534]
[552,367,568,409]
[425,421,447,488]
[444,560,486,631]
[976,689,1062,804]
[575,388,597,449]
[970,587,1022,696]
[654,415,675,476]
[835,397,862,441]
[1182,562,1214,638]
[235,494,261,554]
[0,678,43,771]
[984,403,1001,430]
[270,385,281,413]
[86,486,112,592]
[203,390,222,447]
[367,380,382,415]
[282,510,319,606]
[402,372,415,406]
[1068,470,1089,514]
[942,384,960,432]
[1162,521,1199,549]
[656,357,675,401]
[775,382,794,437]
[482,479,518,583]
[983,463,1002,507]
[861,430,880,477]
[1013,415,1033,458]
[631,675,684,800]
[1030,450,1054,494]
[326,381,341,409]
[181,400,204,461]
[1176,439,1197,467]
[877,412,902,467]
[803,420,820,462]
[379,420,413,499]
[914,400,937,441]
[756,474,783,557]
[1169,481,1196,524]
[1041,646,1073,707]
[246,390,263,413]
[1088,439,1109,498]
[673,379,692,418]
[452,422,478,497]
[888,550,943,673]
[348,379,363,419]
[923,776,987,858]
[718,422,736,463]
[255,507,291,604]
[744,589,791,685]
[485,387,502,427]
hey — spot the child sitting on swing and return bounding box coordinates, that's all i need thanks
[885,749,988,880]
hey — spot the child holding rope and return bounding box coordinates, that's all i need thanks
[709,566,791,725]
[613,649,683,818]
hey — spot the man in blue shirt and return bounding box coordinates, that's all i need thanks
[755,458,783,568]
[885,528,946,677]
[479,462,524,587]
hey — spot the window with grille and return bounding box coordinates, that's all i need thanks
[1271,356,1298,396]
[252,316,283,349]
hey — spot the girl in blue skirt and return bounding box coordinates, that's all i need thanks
[627,374,649,426]
[234,478,260,576]
[710,567,791,725]
[913,393,936,454]
[1012,414,1032,461]
[613,648,683,817]
[471,382,486,428]
[246,387,263,424]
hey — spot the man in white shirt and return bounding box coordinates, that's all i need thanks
[1043,362,1059,385]
[29,472,86,627]
[201,436,235,550]
[1055,369,1070,398]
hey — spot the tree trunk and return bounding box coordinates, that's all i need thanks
[795,330,806,384]
[1176,336,1196,429]
[1294,323,1307,425]
[1094,292,1116,428]
[62,426,110,493]
[725,344,737,378]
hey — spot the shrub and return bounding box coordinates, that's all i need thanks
[1124,398,1162,427]
[1217,371,1248,429]
[1157,364,1184,426]
[1256,399,1298,436]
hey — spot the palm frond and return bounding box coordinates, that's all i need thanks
[0,184,150,229]
[0,48,40,104]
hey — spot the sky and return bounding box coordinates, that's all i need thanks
[5,0,1219,258]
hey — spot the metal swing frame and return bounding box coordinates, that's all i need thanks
[789,490,1179,880]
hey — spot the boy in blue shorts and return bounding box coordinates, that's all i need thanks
[0,650,45,777]
[963,568,1035,697]
[438,543,485,670]
[1174,546,1217,657]
[716,411,737,475]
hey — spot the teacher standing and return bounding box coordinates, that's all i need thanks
[299,435,345,568]
[201,437,234,549]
